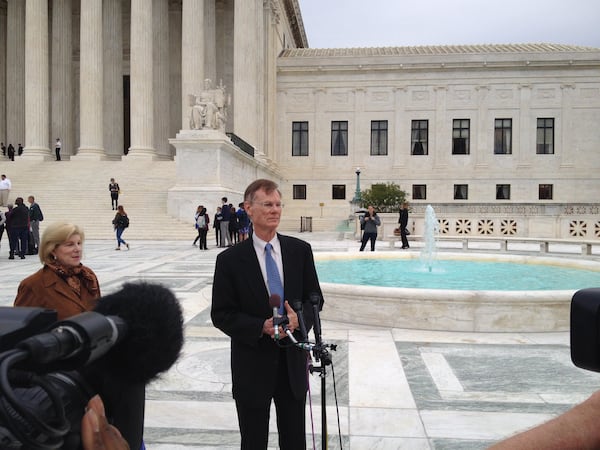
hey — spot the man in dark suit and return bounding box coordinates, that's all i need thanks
[211,179,323,450]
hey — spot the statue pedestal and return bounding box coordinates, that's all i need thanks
[167,130,279,223]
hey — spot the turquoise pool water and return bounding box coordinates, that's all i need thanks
[315,258,600,291]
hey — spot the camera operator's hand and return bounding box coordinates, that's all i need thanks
[82,395,130,450]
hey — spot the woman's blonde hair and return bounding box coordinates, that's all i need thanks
[39,222,85,264]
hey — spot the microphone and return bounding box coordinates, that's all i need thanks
[309,292,323,346]
[18,281,184,384]
[91,281,185,384]
[17,311,126,371]
[269,294,281,340]
[291,300,308,342]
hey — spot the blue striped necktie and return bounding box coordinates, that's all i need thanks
[265,243,284,313]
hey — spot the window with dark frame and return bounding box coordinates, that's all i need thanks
[370,120,388,155]
[539,184,553,200]
[412,184,427,200]
[494,118,512,154]
[496,184,511,200]
[452,119,470,155]
[331,121,348,156]
[411,120,428,155]
[292,184,307,200]
[537,118,555,154]
[454,184,468,200]
[292,121,309,156]
[332,184,346,200]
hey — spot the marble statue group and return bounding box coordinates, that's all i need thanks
[189,79,230,132]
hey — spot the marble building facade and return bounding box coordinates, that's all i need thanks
[275,45,600,236]
[1,1,600,237]
[0,0,303,161]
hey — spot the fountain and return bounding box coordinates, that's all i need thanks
[420,205,439,272]
[315,250,592,332]
[313,201,600,331]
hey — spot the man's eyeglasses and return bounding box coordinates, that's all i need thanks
[253,201,283,209]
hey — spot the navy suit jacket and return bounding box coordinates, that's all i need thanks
[211,234,323,406]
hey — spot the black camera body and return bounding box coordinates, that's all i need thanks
[0,281,184,450]
[0,307,108,450]
[571,288,600,372]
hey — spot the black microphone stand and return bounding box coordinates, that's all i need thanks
[308,295,336,450]
[286,298,338,449]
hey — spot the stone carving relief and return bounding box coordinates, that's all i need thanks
[188,79,230,132]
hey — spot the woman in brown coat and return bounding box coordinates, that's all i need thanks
[14,222,101,320]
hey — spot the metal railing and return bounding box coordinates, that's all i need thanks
[226,132,254,157]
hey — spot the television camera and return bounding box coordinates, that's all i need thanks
[0,306,125,449]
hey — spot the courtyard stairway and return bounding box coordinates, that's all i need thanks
[0,158,199,241]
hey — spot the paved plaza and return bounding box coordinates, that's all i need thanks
[1,233,599,449]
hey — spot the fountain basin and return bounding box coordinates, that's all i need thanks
[316,252,599,332]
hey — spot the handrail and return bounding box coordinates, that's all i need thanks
[386,234,599,256]
[226,132,254,157]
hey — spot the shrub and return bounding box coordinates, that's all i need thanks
[360,182,407,213]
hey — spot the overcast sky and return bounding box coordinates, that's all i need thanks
[298,0,600,49]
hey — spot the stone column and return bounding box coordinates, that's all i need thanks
[181,0,204,130]
[127,0,156,157]
[0,2,6,145]
[433,86,448,168]
[153,0,170,159]
[169,2,182,147]
[392,87,407,169]
[517,84,532,168]
[23,0,51,158]
[205,0,216,83]
[6,0,25,150]
[313,88,327,168]
[103,0,124,158]
[263,0,280,162]
[215,0,234,116]
[475,85,490,168]
[234,0,259,148]
[560,84,575,169]
[77,0,106,158]
[51,0,74,158]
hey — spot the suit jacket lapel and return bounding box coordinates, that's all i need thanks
[238,239,270,311]
[280,235,299,301]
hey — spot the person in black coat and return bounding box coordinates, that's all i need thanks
[398,202,410,249]
[7,143,15,161]
[8,197,29,259]
[212,179,323,450]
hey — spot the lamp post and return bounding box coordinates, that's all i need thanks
[350,167,362,239]
[352,167,361,206]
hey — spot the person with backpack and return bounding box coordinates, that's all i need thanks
[193,205,209,250]
[236,202,250,242]
[112,205,130,250]
[228,204,239,245]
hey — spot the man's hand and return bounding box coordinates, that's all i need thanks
[261,301,298,339]
[262,317,279,338]
[284,301,298,333]
[81,395,130,450]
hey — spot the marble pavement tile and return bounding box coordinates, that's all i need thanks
[420,409,554,441]
[350,436,431,450]
[349,329,416,408]
[145,400,238,430]
[350,407,426,438]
